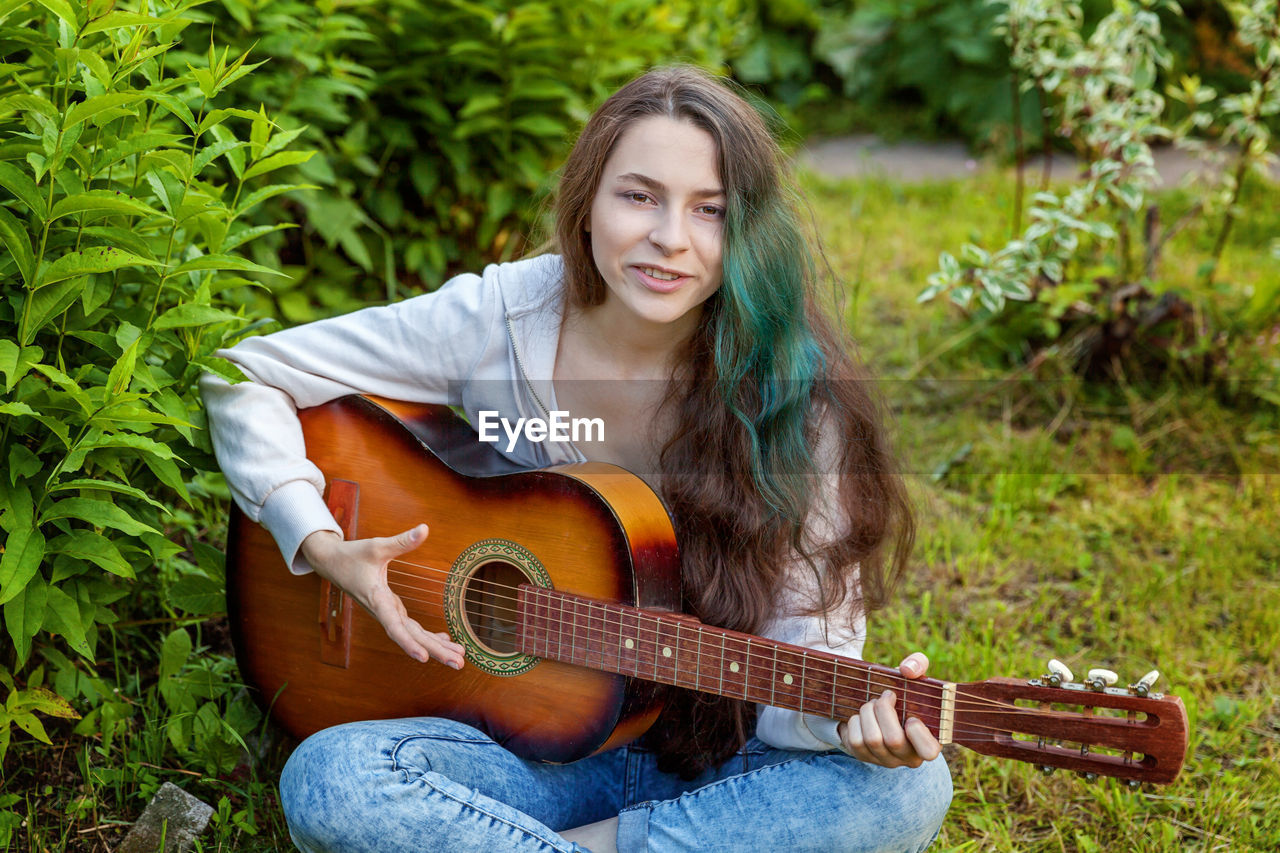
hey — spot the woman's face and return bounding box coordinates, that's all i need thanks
[587,115,725,336]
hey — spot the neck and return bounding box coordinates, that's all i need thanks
[516,585,950,739]
[569,300,701,378]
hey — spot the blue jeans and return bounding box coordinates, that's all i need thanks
[280,717,952,853]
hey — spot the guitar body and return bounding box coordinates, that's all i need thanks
[227,395,682,763]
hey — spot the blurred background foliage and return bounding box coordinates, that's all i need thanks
[1,0,1276,849]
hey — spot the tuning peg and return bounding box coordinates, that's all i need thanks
[1086,668,1118,691]
[1038,764,1055,776]
[1126,779,1141,789]
[1076,770,1099,781]
[1044,658,1074,687]
[1129,669,1160,697]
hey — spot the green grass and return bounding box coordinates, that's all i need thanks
[803,166,1280,850]
[4,167,1278,852]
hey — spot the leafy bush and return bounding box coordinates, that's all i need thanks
[0,0,312,767]
[919,0,1279,410]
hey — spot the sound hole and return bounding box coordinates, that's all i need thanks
[463,560,526,655]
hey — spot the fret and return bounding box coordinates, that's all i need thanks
[718,632,726,697]
[694,625,703,692]
[618,607,633,676]
[572,596,584,667]
[769,646,777,707]
[744,638,754,702]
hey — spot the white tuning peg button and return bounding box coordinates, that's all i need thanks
[1131,670,1160,696]
[1046,659,1074,685]
[1087,668,1119,690]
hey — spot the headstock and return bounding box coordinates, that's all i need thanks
[950,662,1188,784]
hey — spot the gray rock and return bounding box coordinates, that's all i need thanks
[115,782,214,853]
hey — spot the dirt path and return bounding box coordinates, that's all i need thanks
[799,133,1277,188]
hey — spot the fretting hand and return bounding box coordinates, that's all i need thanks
[837,652,942,768]
[300,523,466,669]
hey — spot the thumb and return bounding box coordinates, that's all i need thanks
[899,652,929,679]
[391,523,429,553]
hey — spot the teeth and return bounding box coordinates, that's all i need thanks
[641,267,680,281]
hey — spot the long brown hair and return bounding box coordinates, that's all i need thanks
[554,66,915,777]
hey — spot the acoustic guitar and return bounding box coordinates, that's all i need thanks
[226,395,1188,784]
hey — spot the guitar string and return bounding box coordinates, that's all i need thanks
[381,562,1136,721]
[378,561,1143,723]
[382,576,1154,750]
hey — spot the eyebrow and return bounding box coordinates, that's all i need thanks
[614,172,724,200]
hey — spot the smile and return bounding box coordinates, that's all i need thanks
[638,266,684,281]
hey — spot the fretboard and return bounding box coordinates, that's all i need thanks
[517,586,947,734]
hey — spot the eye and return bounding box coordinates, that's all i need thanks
[623,191,654,205]
[697,204,724,219]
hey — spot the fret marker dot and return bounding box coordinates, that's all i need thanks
[624,639,634,650]
[730,662,740,673]
[662,647,672,658]
[783,674,793,685]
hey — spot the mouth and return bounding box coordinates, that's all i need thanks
[632,264,690,292]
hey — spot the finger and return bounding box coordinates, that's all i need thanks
[899,652,929,679]
[873,691,920,766]
[857,698,893,765]
[904,717,942,762]
[406,618,466,670]
[382,523,429,559]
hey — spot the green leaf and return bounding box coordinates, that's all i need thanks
[7,445,41,485]
[141,453,191,505]
[154,302,245,330]
[159,627,192,680]
[10,711,50,743]
[170,574,223,615]
[242,150,316,182]
[63,93,144,131]
[36,246,161,288]
[91,132,187,177]
[234,182,318,217]
[220,222,295,253]
[0,401,38,418]
[147,92,198,133]
[47,529,134,577]
[0,342,42,392]
[0,526,46,606]
[48,479,166,513]
[43,583,92,659]
[0,207,35,286]
[196,105,269,136]
[511,115,566,138]
[20,279,84,346]
[169,253,288,278]
[0,161,47,221]
[3,572,47,665]
[0,93,58,121]
[49,190,163,222]
[21,686,78,719]
[82,10,163,35]
[33,0,78,28]
[192,138,248,177]
[63,431,179,474]
[0,0,34,23]
[39,497,161,537]
[260,126,309,160]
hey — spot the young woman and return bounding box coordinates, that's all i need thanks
[203,66,952,852]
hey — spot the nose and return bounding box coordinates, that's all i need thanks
[648,208,690,256]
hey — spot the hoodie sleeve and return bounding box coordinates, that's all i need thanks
[200,269,500,573]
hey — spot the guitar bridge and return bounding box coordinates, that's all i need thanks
[318,479,359,668]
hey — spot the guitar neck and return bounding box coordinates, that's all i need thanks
[516,586,952,739]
